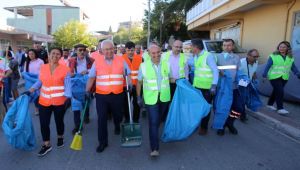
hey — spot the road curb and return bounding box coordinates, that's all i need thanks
[247,109,300,141]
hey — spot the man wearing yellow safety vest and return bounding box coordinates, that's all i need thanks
[263,41,300,115]
[162,40,189,98]
[136,44,171,157]
[190,39,219,135]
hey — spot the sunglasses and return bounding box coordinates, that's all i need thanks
[78,49,86,52]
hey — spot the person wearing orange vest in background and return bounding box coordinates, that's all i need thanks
[90,40,104,60]
[29,47,71,157]
[122,41,143,123]
[86,40,131,153]
[58,49,71,67]
[68,44,95,134]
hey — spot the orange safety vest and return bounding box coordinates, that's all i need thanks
[95,55,124,95]
[91,51,102,60]
[122,54,142,86]
[59,57,70,67]
[39,64,69,106]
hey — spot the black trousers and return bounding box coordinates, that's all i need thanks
[268,77,288,110]
[170,83,177,100]
[123,86,140,123]
[196,88,213,130]
[225,89,243,127]
[95,93,124,145]
[73,106,90,128]
[39,105,66,141]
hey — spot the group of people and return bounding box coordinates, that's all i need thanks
[1,37,299,158]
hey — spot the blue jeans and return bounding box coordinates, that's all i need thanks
[146,99,169,151]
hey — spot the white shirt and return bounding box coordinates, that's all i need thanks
[240,58,258,80]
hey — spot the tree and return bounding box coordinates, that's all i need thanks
[143,0,200,46]
[113,23,146,45]
[53,20,97,49]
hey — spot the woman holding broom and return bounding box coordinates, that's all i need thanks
[29,47,71,157]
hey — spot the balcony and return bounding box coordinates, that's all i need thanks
[186,0,230,24]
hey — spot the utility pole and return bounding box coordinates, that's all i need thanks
[147,0,151,48]
[129,16,132,41]
[160,11,164,45]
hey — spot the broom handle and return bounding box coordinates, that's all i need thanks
[125,70,133,124]
[78,100,89,133]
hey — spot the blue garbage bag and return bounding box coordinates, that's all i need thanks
[212,71,233,129]
[71,74,89,111]
[2,95,36,151]
[21,72,39,102]
[161,79,211,142]
[237,72,263,112]
[21,72,38,90]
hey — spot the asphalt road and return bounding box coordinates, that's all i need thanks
[1,98,300,170]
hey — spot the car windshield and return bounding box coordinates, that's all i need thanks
[205,41,247,53]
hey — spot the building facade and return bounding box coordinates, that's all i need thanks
[186,0,300,61]
[5,5,88,35]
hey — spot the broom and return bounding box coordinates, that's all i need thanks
[70,100,89,151]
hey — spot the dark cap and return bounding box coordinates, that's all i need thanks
[191,38,204,50]
[74,44,87,49]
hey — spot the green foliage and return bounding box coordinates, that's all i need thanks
[113,23,146,45]
[53,20,97,49]
[143,0,200,45]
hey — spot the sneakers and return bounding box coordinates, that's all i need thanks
[37,145,52,157]
[57,138,64,148]
[278,109,289,115]
[150,150,159,157]
[226,125,238,135]
[266,105,277,111]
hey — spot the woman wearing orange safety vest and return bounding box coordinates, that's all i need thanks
[122,41,143,123]
[29,47,71,157]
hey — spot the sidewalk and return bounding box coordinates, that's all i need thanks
[247,95,300,141]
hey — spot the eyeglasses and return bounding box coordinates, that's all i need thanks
[252,56,259,58]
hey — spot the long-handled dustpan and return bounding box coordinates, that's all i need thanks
[121,71,142,147]
[70,100,88,151]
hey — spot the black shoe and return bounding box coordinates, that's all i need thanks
[72,128,79,135]
[114,128,120,135]
[96,143,108,153]
[217,129,225,136]
[84,117,90,124]
[37,145,52,157]
[240,117,248,123]
[57,138,64,148]
[227,125,238,135]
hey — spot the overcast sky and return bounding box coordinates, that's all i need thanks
[0,0,147,32]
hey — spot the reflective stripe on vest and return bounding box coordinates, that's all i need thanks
[95,55,124,94]
[268,54,294,80]
[163,51,186,78]
[39,64,69,106]
[193,51,213,89]
[142,60,170,105]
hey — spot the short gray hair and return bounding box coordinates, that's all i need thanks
[101,39,114,49]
